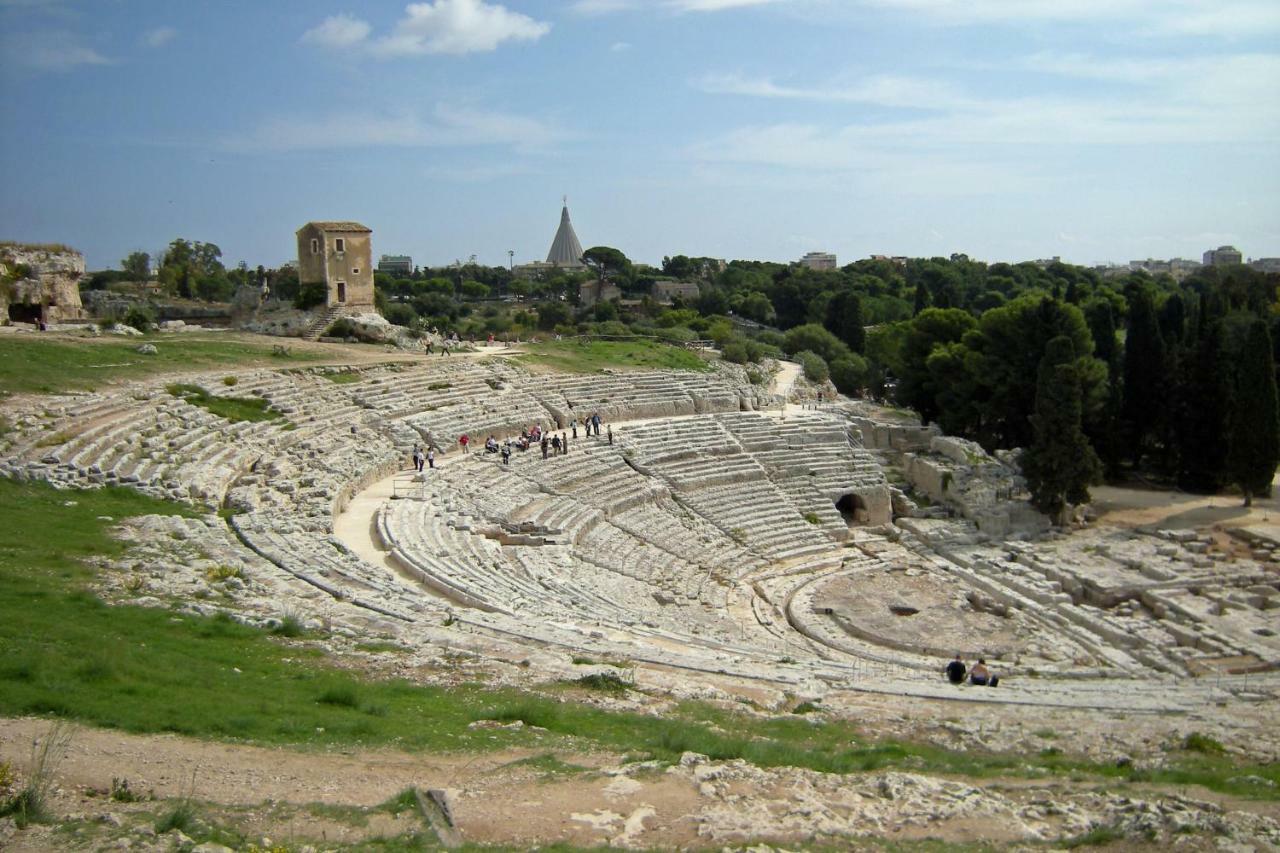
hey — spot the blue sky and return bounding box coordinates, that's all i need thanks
[1,0,1277,271]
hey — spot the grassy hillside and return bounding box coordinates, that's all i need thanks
[0,336,317,395]
[516,338,711,373]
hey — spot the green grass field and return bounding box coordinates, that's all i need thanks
[0,335,319,395]
[516,338,711,373]
[0,477,1275,800]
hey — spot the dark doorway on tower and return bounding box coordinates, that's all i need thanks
[835,493,867,526]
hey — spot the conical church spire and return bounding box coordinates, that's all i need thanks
[546,199,585,268]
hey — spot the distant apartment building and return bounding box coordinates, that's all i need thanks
[1249,257,1280,274]
[377,255,413,275]
[652,279,701,304]
[296,221,374,308]
[1128,257,1202,281]
[1203,245,1243,266]
[799,251,837,270]
[869,254,908,267]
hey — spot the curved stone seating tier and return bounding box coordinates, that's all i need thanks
[614,418,742,466]
[5,359,1275,712]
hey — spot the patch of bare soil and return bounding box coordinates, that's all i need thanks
[3,717,1278,851]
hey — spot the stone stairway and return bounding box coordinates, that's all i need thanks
[303,305,344,340]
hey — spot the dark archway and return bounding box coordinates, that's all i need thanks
[835,493,866,526]
[8,303,40,324]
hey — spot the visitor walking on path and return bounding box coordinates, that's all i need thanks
[551,434,562,455]
[426,448,435,469]
[459,433,470,454]
[571,419,578,439]
[607,425,613,445]
[562,432,569,454]
[541,436,550,458]
[412,444,424,472]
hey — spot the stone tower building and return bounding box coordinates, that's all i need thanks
[295,222,374,309]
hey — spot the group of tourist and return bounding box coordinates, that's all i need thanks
[945,654,1000,687]
[410,443,435,472]
[455,413,614,467]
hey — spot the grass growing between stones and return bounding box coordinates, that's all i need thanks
[166,383,285,424]
[517,339,710,374]
[1,476,1276,801]
[0,336,319,395]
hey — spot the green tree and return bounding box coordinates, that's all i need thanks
[1227,319,1280,506]
[1021,336,1102,524]
[795,350,829,384]
[968,295,1104,450]
[582,246,631,284]
[782,323,850,364]
[897,308,977,425]
[829,354,869,396]
[1121,288,1167,463]
[1175,319,1231,492]
[824,290,866,354]
[121,251,150,281]
[536,300,571,330]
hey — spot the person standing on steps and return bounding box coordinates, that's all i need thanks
[426,447,435,469]
[551,434,561,455]
[562,431,569,454]
[541,435,550,459]
[571,419,578,439]
[501,442,511,466]
[607,424,613,445]
[459,433,470,454]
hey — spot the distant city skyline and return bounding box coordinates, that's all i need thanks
[1,0,1277,271]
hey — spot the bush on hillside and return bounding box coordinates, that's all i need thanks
[295,281,327,311]
[830,354,870,395]
[796,350,829,384]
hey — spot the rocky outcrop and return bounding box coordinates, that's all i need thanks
[0,242,86,324]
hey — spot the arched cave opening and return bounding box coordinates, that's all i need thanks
[835,493,867,526]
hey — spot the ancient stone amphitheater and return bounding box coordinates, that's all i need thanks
[2,355,1278,717]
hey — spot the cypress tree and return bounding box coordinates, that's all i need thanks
[1022,336,1102,524]
[1227,320,1280,506]
[1175,319,1231,492]
[1121,288,1166,464]
[913,280,930,316]
[1083,300,1123,479]
[824,290,866,354]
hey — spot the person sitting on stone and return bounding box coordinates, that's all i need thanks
[485,435,499,453]
[969,658,992,686]
[945,654,966,685]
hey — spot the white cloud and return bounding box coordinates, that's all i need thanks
[669,0,784,11]
[225,104,564,153]
[610,41,632,51]
[142,26,176,48]
[300,14,372,48]
[569,0,637,14]
[303,1,550,58]
[571,0,787,13]
[859,0,1280,37]
[696,71,969,108]
[1,30,111,71]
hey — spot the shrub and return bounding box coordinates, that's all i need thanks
[829,354,870,395]
[573,672,630,694]
[1183,732,1225,754]
[317,683,360,708]
[783,323,850,363]
[721,341,749,364]
[110,777,143,803]
[123,305,155,333]
[326,318,355,339]
[295,281,327,310]
[384,304,417,327]
[796,350,829,384]
[221,376,238,387]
